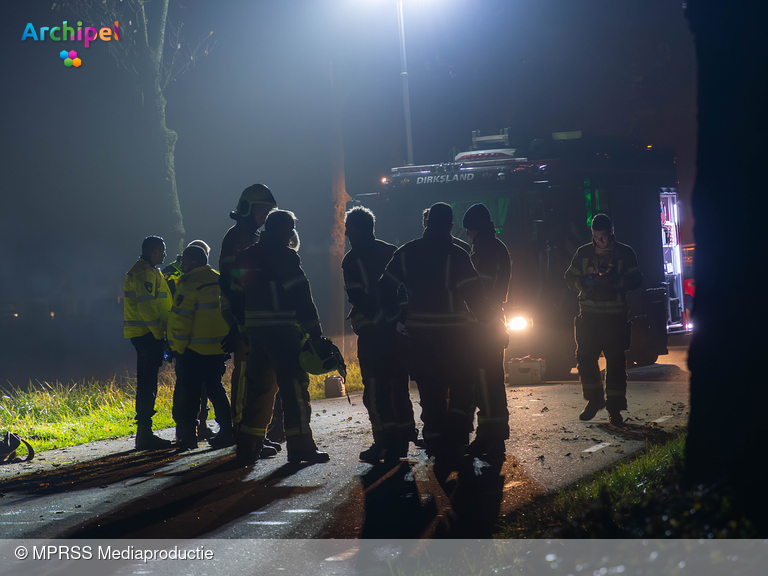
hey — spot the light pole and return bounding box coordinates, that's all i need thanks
[396,0,415,165]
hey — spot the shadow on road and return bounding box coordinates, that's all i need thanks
[0,447,185,495]
[61,455,328,538]
[324,453,508,539]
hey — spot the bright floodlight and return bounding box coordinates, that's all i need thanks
[508,317,528,331]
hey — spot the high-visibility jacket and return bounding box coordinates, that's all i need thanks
[564,240,643,315]
[162,257,183,297]
[380,228,497,330]
[218,221,258,330]
[233,234,322,339]
[342,237,397,335]
[469,230,511,308]
[168,265,230,355]
[124,257,171,339]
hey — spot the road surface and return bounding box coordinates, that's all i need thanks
[0,343,689,539]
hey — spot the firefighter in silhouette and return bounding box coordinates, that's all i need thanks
[232,210,331,464]
[218,184,282,458]
[343,206,416,463]
[168,245,234,449]
[380,203,507,478]
[565,214,643,426]
[123,236,173,450]
[462,203,512,461]
[423,207,470,253]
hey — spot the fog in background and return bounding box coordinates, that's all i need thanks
[0,0,696,386]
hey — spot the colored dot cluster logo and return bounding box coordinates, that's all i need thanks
[59,50,81,67]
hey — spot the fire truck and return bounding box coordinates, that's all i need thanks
[350,129,688,380]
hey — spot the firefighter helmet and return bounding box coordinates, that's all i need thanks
[299,335,347,380]
[235,184,277,218]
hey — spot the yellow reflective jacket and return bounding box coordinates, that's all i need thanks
[124,258,172,339]
[168,265,230,355]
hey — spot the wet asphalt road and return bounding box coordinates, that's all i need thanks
[0,344,690,539]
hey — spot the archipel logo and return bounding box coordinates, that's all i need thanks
[60,50,81,68]
[21,21,121,68]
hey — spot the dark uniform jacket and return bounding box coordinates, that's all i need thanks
[218,221,258,329]
[470,230,511,308]
[380,228,496,329]
[342,238,397,335]
[232,234,322,339]
[564,240,642,315]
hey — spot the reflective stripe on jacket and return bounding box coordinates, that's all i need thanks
[379,228,497,330]
[123,258,171,339]
[168,265,230,355]
[233,235,322,338]
[564,240,643,315]
[342,238,397,335]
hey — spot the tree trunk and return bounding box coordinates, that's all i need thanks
[136,0,185,252]
[685,0,768,522]
[328,104,351,350]
[328,63,351,353]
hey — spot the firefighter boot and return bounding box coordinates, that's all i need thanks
[208,424,236,449]
[234,437,278,465]
[383,438,409,464]
[579,398,606,421]
[136,420,173,450]
[175,424,198,450]
[264,438,283,452]
[287,434,330,464]
[609,411,624,426]
[359,443,385,464]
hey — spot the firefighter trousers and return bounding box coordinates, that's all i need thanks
[131,332,165,423]
[470,332,510,442]
[231,340,285,443]
[175,350,232,434]
[575,313,631,412]
[408,327,474,454]
[243,326,314,443]
[357,327,416,447]
[231,338,278,446]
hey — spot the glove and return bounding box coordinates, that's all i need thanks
[221,325,241,353]
[582,274,599,288]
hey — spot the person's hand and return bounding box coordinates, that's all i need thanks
[221,325,241,353]
[582,274,599,288]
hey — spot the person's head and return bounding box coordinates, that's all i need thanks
[422,208,430,229]
[462,203,493,239]
[186,239,210,257]
[142,236,166,267]
[591,213,614,249]
[344,206,375,246]
[234,184,277,228]
[264,209,299,249]
[426,202,453,234]
[181,245,208,274]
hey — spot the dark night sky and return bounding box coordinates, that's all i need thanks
[0,0,696,383]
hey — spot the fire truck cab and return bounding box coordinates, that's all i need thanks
[351,130,687,380]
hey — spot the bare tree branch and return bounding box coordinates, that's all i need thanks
[53,0,213,83]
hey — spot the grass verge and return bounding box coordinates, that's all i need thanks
[496,431,760,539]
[1,360,361,456]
